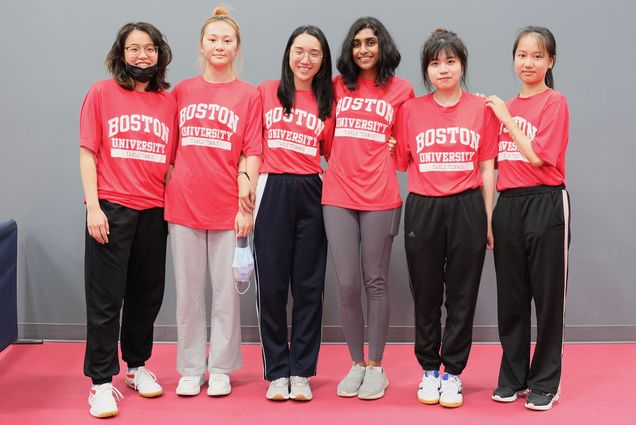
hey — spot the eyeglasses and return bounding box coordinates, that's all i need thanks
[124,45,158,56]
[291,49,322,63]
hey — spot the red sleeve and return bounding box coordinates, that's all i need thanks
[479,106,499,161]
[320,105,336,160]
[79,84,102,153]
[242,90,263,156]
[393,106,410,172]
[530,94,569,167]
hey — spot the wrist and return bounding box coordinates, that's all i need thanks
[237,170,250,181]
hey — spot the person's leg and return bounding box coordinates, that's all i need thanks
[170,224,209,379]
[289,175,327,379]
[441,190,487,375]
[120,207,167,369]
[84,200,136,385]
[526,189,570,398]
[493,194,532,393]
[404,194,446,372]
[207,229,242,374]
[254,174,294,381]
[359,207,401,363]
[323,206,364,363]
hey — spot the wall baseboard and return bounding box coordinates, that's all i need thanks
[17,323,636,343]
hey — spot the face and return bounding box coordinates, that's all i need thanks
[352,28,379,73]
[514,34,554,87]
[427,50,462,92]
[200,21,239,69]
[288,33,323,87]
[124,29,158,68]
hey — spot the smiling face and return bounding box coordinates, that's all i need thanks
[427,50,462,93]
[288,32,323,89]
[123,29,158,68]
[352,28,379,77]
[200,21,239,70]
[514,34,554,88]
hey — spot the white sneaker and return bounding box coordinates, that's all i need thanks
[337,364,366,397]
[176,375,206,396]
[417,370,441,405]
[207,373,231,396]
[88,383,123,418]
[289,376,312,401]
[125,367,163,398]
[439,373,463,408]
[266,377,290,401]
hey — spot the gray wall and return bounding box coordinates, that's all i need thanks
[1,0,634,342]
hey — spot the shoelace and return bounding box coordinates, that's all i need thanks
[134,367,158,388]
[210,373,227,382]
[181,376,202,384]
[93,384,124,402]
[272,377,289,387]
[290,376,308,387]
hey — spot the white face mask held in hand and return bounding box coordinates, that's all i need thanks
[232,237,254,294]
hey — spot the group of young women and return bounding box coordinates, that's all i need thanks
[79,7,570,419]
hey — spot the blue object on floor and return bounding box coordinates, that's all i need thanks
[0,219,18,352]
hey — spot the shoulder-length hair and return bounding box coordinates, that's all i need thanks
[278,25,333,121]
[336,17,401,90]
[105,22,172,92]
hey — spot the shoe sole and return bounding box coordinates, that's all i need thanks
[125,380,163,398]
[176,388,201,396]
[207,388,232,397]
[337,390,358,397]
[492,389,529,403]
[357,379,389,400]
[289,394,312,401]
[417,396,439,405]
[439,400,463,408]
[266,394,289,401]
[90,409,118,418]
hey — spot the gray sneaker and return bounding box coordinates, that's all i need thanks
[336,364,366,397]
[357,366,389,400]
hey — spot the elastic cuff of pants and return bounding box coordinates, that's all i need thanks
[92,377,113,385]
[127,361,145,369]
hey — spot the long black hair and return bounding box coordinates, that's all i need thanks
[513,26,557,89]
[105,22,172,92]
[336,17,401,90]
[278,25,333,121]
[420,28,468,92]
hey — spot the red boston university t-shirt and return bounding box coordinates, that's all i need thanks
[164,76,262,230]
[496,88,569,191]
[395,92,498,197]
[258,80,334,174]
[79,79,177,210]
[322,75,414,210]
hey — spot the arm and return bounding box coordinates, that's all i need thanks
[234,210,253,237]
[238,154,260,213]
[486,95,544,167]
[80,147,109,244]
[479,158,496,250]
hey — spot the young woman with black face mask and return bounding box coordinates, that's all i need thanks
[79,22,176,418]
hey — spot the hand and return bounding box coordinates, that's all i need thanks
[238,174,255,214]
[87,206,109,244]
[485,95,512,123]
[387,136,397,155]
[486,226,494,250]
[234,211,253,237]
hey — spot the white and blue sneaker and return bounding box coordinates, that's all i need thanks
[417,370,441,404]
[439,373,463,408]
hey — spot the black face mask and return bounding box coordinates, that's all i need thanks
[125,63,158,83]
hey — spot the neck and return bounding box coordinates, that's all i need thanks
[433,87,462,107]
[359,68,376,81]
[294,77,312,91]
[203,65,236,83]
[520,81,549,98]
[134,82,149,92]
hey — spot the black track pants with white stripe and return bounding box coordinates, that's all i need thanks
[493,185,571,394]
[254,173,327,380]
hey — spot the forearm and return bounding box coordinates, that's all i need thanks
[79,147,100,210]
[502,118,544,167]
[245,155,260,191]
[479,160,496,221]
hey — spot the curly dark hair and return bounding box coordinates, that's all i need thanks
[105,22,172,92]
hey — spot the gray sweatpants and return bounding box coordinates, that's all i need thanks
[322,206,401,362]
[169,223,242,376]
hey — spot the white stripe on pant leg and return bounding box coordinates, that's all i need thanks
[253,173,269,379]
[557,189,571,395]
[254,173,268,222]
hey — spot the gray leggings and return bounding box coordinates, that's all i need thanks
[323,205,401,362]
